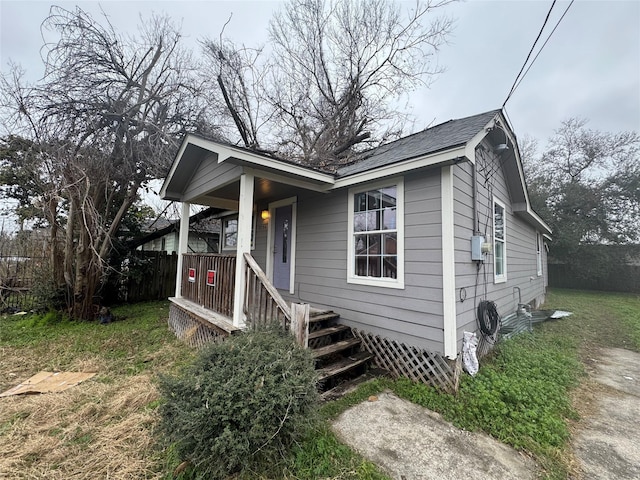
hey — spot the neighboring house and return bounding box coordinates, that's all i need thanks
[132,210,222,254]
[160,109,551,387]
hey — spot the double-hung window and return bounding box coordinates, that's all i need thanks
[493,198,507,283]
[347,179,404,288]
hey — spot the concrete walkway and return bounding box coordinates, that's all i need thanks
[332,391,537,480]
[572,348,640,479]
[332,348,640,480]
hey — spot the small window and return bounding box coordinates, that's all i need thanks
[222,215,256,250]
[222,217,238,250]
[536,233,543,276]
[348,179,404,288]
[493,199,507,283]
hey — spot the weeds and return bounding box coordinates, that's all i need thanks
[390,333,581,478]
[387,288,639,479]
[2,290,637,479]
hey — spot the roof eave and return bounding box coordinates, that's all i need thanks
[160,134,335,202]
[159,134,194,200]
[332,145,468,189]
[513,203,552,236]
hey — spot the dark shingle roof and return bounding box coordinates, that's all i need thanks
[336,109,501,178]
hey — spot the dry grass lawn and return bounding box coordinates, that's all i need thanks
[0,302,193,479]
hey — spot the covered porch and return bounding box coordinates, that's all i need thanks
[160,136,336,334]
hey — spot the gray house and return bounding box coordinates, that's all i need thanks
[160,109,550,388]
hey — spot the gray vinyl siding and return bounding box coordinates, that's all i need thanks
[183,156,243,201]
[252,211,269,268]
[275,170,446,353]
[453,147,547,350]
[173,140,545,358]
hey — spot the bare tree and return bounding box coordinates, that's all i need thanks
[522,118,640,253]
[201,35,271,152]
[0,6,207,318]
[541,118,639,184]
[202,0,454,165]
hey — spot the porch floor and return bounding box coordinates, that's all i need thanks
[169,297,240,335]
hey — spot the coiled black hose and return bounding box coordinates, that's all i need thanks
[477,300,500,336]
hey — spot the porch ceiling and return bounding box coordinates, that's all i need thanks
[191,176,314,209]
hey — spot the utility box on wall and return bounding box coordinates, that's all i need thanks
[471,235,485,261]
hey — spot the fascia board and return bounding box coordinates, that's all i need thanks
[497,112,551,236]
[160,135,194,199]
[332,146,467,189]
[161,190,183,202]
[162,135,335,200]
[513,205,552,235]
[464,114,498,161]
[212,143,335,185]
[243,167,333,193]
[528,207,552,235]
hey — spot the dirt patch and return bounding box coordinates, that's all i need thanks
[571,348,640,480]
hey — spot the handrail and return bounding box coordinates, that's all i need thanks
[243,253,291,327]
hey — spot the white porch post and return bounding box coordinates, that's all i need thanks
[232,173,254,327]
[174,201,191,298]
[441,166,458,359]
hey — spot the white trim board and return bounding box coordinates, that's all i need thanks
[441,166,457,360]
[265,196,298,295]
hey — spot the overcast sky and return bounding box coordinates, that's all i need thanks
[1,0,639,145]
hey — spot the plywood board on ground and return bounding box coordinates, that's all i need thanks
[0,371,96,397]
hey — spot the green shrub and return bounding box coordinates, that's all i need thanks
[158,326,319,479]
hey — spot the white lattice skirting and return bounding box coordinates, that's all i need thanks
[168,303,231,348]
[352,329,461,392]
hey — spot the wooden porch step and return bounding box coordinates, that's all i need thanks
[309,312,340,324]
[312,337,362,359]
[308,324,350,340]
[317,351,374,383]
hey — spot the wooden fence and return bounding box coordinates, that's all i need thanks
[0,250,49,313]
[123,251,178,302]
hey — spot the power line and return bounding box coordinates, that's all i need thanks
[503,1,563,108]
[509,0,576,100]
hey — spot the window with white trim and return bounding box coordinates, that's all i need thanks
[536,232,543,276]
[493,199,507,283]
[348,179,404,288]
[221,214,256,250]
